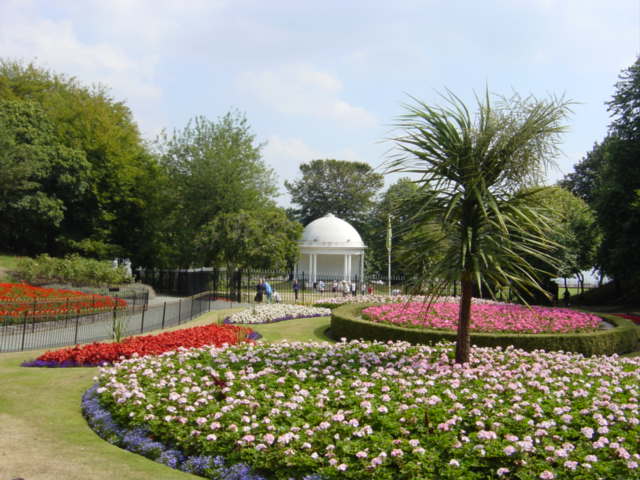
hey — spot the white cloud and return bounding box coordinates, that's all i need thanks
[239,64,378,128]
[263,135,365,206]
[0,2,166,138]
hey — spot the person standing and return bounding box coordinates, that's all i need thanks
[255,278,264,303]
[293,279,300,301]
[264,280,273,303]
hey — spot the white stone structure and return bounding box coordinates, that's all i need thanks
[295,213,366,283]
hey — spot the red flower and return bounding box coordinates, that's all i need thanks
[35,323,255,366]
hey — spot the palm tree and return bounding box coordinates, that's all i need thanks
[387,90,572,363]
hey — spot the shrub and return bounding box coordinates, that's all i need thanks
[14,254,131,286]
[330,303,638,356]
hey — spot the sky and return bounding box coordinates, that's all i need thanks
[1,0,638,207]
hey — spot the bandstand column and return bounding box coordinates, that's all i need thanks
[312,254,318,283]
[343,254,348,281]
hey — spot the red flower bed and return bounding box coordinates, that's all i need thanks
[0,283,126,320]
[615,313,640,325]
[24,323,257,367]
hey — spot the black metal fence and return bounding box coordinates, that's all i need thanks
[0,292,245,353]
[138,267,409,305]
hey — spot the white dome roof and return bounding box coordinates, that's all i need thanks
[300,213,365,248]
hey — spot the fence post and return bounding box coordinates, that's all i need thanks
[302,272,305,304]
[140,304,146,334]
[74,309,80,345]
[189,296,194,321]
[208,291,212,312]
[20,311,28,351]
[178,299,182,325]
[161,301,166,329]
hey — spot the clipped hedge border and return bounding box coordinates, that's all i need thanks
[330,303,639,356]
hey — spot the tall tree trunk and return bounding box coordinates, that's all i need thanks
[455,274,473,364]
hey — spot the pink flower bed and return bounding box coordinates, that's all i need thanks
[362,302,601,333]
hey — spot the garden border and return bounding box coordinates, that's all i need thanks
[330,303,639,356]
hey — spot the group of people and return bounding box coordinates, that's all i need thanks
[255,278,281,303]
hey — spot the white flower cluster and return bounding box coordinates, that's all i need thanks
[316,294,503,306]
[225,304,331,324]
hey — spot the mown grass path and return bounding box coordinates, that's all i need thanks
[0,310,331,480]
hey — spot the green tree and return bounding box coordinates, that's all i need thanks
[388,91,571,363]
[284,159,384,232]
[0,99,89,253]
[197,208,302,271]
[0,59,162,266]
[367,178,420,275]
[530,186,601,293]
[561,58,640,295]
[157,112,278,267]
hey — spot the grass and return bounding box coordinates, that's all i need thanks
[0,253,23,282]
[0,308,330,480]
[1,301,637,479]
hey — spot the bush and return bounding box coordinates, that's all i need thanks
[14,254,132,287]
[330,303,639,356]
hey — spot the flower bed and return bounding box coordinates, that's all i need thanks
[362,302,601,333]
[23,323,258,367]
[92,340,640,479]
[313,294,501,309]
[0,283,126,324]
[223,304,330,324]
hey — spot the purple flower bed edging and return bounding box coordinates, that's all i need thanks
[82,384,320,480]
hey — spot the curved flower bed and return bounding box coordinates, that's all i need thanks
[314,294,501,308]
[93,340,640,479]
[0,282,126,324]
[362,302,601,333]
[22,323,258,367]
[223,304,331,324]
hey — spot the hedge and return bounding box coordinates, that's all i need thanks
[330,303,639,356]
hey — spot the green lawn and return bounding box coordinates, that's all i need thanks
[0,309,330,480]
[0,253,23,282]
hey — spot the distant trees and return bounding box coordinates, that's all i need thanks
[155,112,280,267]
[0,60,161,265]
[561,57,640,295]
[0,59,298,271]
[284,159,384,232]
[197,208,302,271]
[389,90,572,363]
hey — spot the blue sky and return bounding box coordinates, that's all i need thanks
[1,0,638,206]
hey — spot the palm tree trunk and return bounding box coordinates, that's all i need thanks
[455,275,473,364]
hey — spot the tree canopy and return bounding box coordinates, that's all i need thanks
[284,159,384,232]
[156,112,279,267]
[197,208,302,271]
[388,90,572,363]
[561,57,640,295]
[0,59,161,264]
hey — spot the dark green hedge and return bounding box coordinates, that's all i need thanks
[330,303,639,356]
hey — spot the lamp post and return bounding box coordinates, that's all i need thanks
[387,214,392,296]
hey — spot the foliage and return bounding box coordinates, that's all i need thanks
[561,58,640,296]
[529,187,601,289]
[14,254,132,287]
[157,112,278,267]
[197,208,302,271]
[0,99,89,253]
[331,303,638,356]
[366,178,422,276]
[96,339,640,479]
[387,90,572,362]
[24,323,255,367]
[284,159,384,232]
[0,59,163,265]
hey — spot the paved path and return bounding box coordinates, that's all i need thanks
[0,299,248,353]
